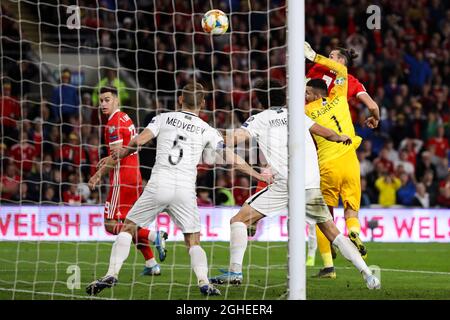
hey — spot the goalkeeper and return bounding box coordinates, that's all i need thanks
[304,42,368,279]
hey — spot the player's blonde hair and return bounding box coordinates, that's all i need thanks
[182,82,205,109]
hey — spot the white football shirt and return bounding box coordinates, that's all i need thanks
[242,109,321,189]
[242,107,288,181]
[304,114,321,189]
[146,111,224,187]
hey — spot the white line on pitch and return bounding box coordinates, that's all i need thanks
[0,287,116,300]
[311,266,450,275]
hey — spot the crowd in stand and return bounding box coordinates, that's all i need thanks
[1,0,449,208]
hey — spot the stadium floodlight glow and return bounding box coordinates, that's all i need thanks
[287,0,306,300]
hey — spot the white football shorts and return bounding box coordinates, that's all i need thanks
[126,183,201,234]
[305,188,333,224]
[246,179,287,217]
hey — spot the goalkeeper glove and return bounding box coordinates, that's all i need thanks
[304,42,317,61]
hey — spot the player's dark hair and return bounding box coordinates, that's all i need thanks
[182,82,205,109]
[100,86,118,96]
[306,78,328,96]
[254,79,286,108]
[336,47,359,66]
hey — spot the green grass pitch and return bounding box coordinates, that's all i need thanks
[0,241,448,300]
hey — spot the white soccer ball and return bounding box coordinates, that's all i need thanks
[201,9,229,35]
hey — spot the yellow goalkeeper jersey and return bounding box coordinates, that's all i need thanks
[305,54,362,164]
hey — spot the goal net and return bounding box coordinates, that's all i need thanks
[0,0,289,300]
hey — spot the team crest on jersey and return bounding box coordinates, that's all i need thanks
[334,77,345,85]
[242,116,254,127]
[109,126,116,134]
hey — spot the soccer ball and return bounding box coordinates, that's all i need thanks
[201,9,229,35]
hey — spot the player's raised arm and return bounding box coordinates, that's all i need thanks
[305,42,348,97]
[358,93,380,128]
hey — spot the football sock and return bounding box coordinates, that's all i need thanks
[138,228,157,243]
[307,222,317,258]
[106,232,132,278]
[189,245,209,286]
[332,234,371,278]
[229,222,247,273]
[316,225,333,268]
[346,217,361,234]
[137,228,155,261]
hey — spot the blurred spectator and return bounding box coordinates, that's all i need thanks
[55,133,86,179]
[85,134,100,177]
[358,150,374,177]
[50,69,80,123]
[86,189,101,204]
[360,177,373,207]
[91,69,129,106]
[233,176,251,206]
[12,182,35,203]
[42,185,59,205]
[396,173,416,206]
[411,182,430,208]
[9,130,38,173]
[422,169,439,207]
[384,140,399,164]
[427,126,449,158]
[214,175,236,206]
[63,174,82,205]
[399,138,423,169]
[403,51,432,94]
[375,173,401,207]
[0,164,20,202]
[197,188,213,207]
[416,151,437,181]
[395,149,415,176]
[0,80,20,145]
[437,174,450,207]
[373,148,394,174]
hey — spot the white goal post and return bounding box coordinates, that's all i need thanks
[287,0,306,300]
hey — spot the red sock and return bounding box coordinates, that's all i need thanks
[138,228,150,242]
[137,228,154,260]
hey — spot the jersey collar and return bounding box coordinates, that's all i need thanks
[181,110,198,117]
[108,109,120,121]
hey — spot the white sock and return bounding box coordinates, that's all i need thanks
[106,232,132,278]
[229,222,247,273]
[307,222,317,258]
[148,231,156,243]
[189,245,209,286]
[332,233,371,278]
[145,258,157,268]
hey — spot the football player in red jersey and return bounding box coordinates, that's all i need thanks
[306,46,380,277]
[307,47,380,129]
[88,87,167,277]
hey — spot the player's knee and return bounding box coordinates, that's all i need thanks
[184,233,200,250]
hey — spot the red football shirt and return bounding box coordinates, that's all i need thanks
[105,110,141,185]
[427,137,449,159]
[0,96,20,128]
[9,143,37,172]
[307,64,367,99]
